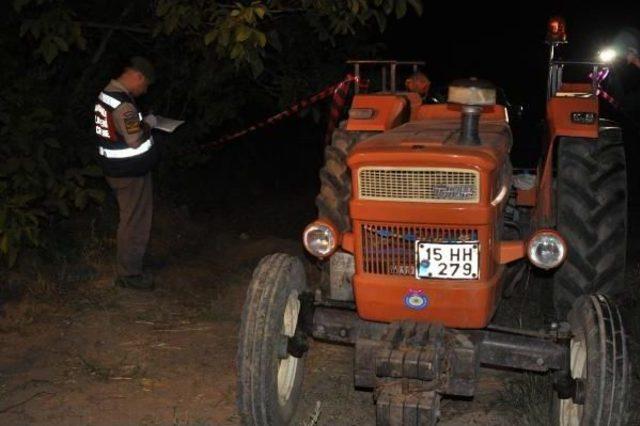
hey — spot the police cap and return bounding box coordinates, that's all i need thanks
[129,56,155,84]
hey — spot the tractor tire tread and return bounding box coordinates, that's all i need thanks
[553,125,627,314]
[316,127,377,232]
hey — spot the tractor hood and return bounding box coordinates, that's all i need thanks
[348,119,512,173]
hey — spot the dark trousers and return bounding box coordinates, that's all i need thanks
[105,173,153,276]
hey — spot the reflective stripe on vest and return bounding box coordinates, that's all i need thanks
[98,139,153,159]
[98,92,122,109]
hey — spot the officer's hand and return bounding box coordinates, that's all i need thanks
[143,113,158,129]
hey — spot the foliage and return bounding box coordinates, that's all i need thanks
[155,0,422,77]
[0,82,105,266]
[0,4,105,267]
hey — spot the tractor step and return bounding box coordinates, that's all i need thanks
[375,382,440,426]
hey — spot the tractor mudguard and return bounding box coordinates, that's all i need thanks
[546,95,599,140]
[346,94,410,132]
[535,94,601,225]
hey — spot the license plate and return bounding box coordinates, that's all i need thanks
[415,241,479,280]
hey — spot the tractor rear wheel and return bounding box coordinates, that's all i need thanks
[315,125,377,232]
[553,124,627,314]
[237,254,308,425]
[551,294,630,426]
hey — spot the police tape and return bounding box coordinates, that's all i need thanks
[591,68,620,108]
[195,74,360,151]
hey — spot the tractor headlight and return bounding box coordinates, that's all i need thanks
[303,221,339,258]
[598,48,618,63]
[527,230,567,270]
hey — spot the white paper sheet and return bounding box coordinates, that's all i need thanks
[154,116,185,133]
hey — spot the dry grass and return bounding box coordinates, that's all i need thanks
[496,373,551,426]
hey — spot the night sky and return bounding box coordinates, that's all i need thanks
[384,1,640,108]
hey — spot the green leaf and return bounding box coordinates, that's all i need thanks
[204,30,216,46]
[19,22,30,37]
[407,0,423,16]
[41,40,58,64]
[249,56,264,77]
[395,0,407,19]
[25,227,38,246]
[74,191,87,209]
[86,189,105,204]
[230,44,244,59]
[254,5,266,19]
[256,31,267,48]
[13,0,31,12]
[219,28,230,47]
[76,35,87,50]
[383,0,394,15]
[373,10,386,32]
[57,200,70,217]
[52,36,69,52]
[25,212,39,225]
[235,26,251,42]
[267,30,282,52]
[80,164,103,177]
[10,193,39,206]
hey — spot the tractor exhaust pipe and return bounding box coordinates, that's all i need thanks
[447,78,497,146]
[459,105,482,145]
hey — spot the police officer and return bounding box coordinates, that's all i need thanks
[610,27,640,117]
[605,28,640,206]
[94,57,158,290]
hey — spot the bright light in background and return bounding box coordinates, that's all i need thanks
[598,48,618,63]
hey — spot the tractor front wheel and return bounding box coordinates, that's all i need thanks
[551,294,630,426]
[237,254,309,425]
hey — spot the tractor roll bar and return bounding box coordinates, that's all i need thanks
[347,60,426,94]
[546,38,608,99]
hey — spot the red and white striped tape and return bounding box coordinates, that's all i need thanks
[197,74,360,151]
[590,68,620,108]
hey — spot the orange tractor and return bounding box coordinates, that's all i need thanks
[237,18,630,425]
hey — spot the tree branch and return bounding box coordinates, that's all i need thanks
[91,29,114,64]
[77,21,151,34]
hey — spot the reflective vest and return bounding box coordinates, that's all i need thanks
[94,90,157,177]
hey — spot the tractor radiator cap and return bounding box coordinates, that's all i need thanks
[448,78,496,106]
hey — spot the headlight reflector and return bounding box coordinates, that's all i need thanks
[303,221,339,258]
[527,230,567,270]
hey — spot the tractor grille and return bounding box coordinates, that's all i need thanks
[360,223,479,276]
[358,167,479,203]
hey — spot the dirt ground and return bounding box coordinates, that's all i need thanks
[0,201,638,426]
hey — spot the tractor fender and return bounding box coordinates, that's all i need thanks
[346,94,409,132]
[534,95,606,226]
[546,95,599,140]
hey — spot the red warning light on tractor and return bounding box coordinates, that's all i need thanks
[547,16,567,43]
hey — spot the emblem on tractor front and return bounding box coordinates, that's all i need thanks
[404,289,429,310]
